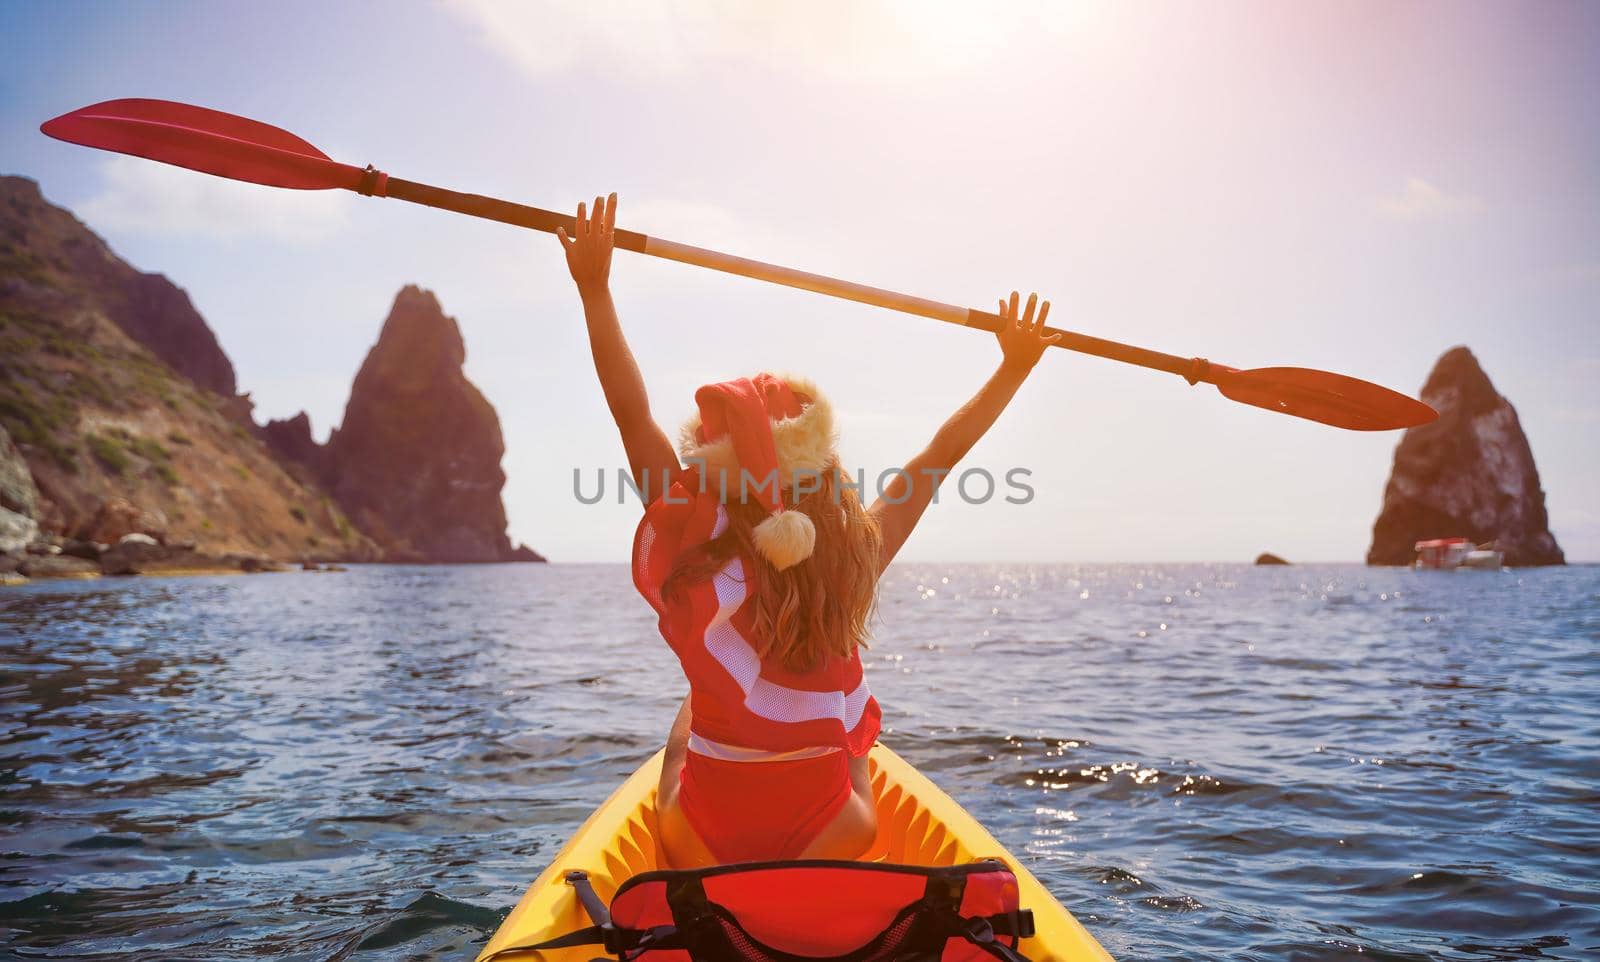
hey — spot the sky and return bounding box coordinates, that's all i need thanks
[2,1,1596,563]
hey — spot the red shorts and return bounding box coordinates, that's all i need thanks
[678,750,853,862]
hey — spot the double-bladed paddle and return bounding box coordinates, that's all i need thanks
[41,98,1436,431]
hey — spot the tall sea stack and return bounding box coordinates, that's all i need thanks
[266,286,540,563]
[1367,346,1564,566]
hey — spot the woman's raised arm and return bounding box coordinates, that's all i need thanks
[869,291,1059,570]
[558,193,679,503]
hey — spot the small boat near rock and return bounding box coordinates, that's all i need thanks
[1414,537,1503,570]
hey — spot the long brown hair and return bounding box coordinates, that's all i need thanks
[662,461,882,672]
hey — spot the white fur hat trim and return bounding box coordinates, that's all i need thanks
[678,373,836,489]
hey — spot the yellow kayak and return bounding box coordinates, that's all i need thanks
[477,744,1113,961]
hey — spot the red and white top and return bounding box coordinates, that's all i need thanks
[633,469,880,759]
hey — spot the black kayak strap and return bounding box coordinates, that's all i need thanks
[480,923,687,961]
[476,870,620,961]
[479,912,1033,962]
[480,867,1035,962]
[656,871,1032,962]
[479,923,606,959]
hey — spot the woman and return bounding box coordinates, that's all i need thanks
[558,193,1059,867]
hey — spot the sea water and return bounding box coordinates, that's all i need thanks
[3,563,1596,960]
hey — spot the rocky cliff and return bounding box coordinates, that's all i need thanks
[0,425,41,554]
[1367,346,1564,566]
[2,175,542,575]
[0,175,377,563]
[2,177,235,394]
[265,286,543,563]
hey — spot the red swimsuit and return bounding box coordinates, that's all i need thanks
[634,471,880,863]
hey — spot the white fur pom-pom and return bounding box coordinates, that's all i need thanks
[752,510,816,570]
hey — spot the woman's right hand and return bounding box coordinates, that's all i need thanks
[995,290,1061,374]
[557,192,617,297]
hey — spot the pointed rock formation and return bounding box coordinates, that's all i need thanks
[309,286,528,563]
[1367,347,1564,566]
[260,411,329,480]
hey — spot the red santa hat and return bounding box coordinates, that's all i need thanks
[679,373,836,570]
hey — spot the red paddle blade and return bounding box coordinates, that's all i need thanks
[1214,366,1437,431]
[40,98,363,191]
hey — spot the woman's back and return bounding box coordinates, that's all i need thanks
[633,396,884,864]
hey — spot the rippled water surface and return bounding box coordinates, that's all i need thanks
[3,563,1597,960]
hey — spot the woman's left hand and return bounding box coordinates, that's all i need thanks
[995,291,1061,373]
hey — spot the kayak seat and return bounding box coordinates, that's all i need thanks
[486,859,1035,962]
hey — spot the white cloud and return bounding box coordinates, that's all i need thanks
[76,154,354,243]
[439,0,1097,82]
[1375,176,1484,222]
